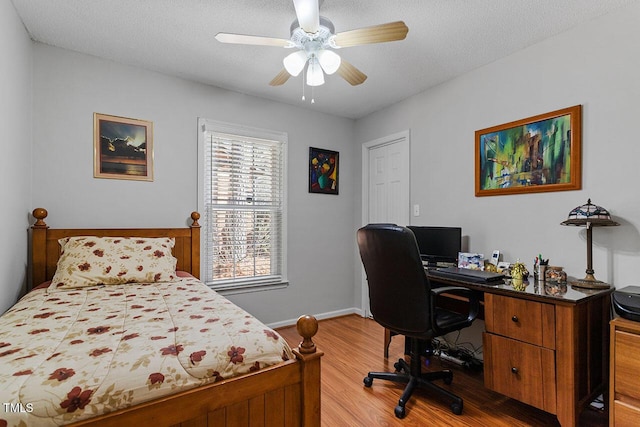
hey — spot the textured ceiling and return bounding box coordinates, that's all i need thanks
[10,0,638,119]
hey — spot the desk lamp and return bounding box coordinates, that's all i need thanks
[561,199,619,289]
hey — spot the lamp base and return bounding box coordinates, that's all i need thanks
[570,277,611,290]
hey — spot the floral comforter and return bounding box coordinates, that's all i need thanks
[0,278,293,426]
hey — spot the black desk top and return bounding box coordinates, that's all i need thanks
[426,270,613,305]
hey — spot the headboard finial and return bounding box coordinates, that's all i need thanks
[190,211,201,227]
[32,208,48,228]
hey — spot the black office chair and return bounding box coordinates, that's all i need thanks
[357,223,480,418]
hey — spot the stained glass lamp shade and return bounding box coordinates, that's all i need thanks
[561,199,619,289]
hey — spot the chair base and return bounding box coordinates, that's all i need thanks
[364,346,463,418]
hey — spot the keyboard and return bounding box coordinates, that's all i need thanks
[428,267,505,284]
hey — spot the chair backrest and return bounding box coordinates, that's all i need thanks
[357,224,433,338]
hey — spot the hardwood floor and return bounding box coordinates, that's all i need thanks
[277,314,607,426]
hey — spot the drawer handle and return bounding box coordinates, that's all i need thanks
[511,315,519,323]
[511,367,518,374]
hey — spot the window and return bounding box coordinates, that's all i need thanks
[198,119,287,292]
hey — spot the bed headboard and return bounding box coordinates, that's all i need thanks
[30,208,201,288]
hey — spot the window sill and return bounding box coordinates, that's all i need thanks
[209,280,289,296]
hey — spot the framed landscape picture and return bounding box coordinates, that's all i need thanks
[94,113,153,181]
[475,105,581,196]
[309,147,339,195]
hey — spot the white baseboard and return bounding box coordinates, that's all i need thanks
[268,307,364,329]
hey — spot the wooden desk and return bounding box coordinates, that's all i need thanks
[385,274,612,427]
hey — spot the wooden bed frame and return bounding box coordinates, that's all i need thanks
[30,208,322,427]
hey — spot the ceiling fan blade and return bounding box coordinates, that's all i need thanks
[269,69,291,86]
[293,0,320,34]
[337,60,367,86]
[333,21,409,48]
[215,33,291,47]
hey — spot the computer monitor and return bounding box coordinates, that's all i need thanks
[407,225,462,267]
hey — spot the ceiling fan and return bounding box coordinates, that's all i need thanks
[215,0,408,89]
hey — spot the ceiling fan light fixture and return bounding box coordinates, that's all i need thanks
[306,57,325,86]
[283,50,308,76]
[216,1,407,92]
[317,49,341,75]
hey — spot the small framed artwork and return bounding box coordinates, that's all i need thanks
[309,147,339,195]
[475,105,581,196]
[94,113,153,181]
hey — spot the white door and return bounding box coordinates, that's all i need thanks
[360,130,410,316]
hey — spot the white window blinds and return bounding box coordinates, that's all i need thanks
[202,128,286,290]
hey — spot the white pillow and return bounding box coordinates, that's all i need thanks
[49,236,177,290]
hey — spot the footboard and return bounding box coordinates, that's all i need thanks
[69,316,322,427]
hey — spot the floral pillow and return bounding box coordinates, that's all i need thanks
[49,236,178,290]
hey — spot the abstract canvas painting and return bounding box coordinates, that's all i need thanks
[309,147,339,195]
[475,105,581,196]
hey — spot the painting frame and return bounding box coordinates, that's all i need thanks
[94,113,154,181]
[475,105,581,196]
[309,147,339,195]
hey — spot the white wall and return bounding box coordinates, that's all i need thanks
[0,1,32,313]
[31,45,357,324]
[355,2,640,292]
[10,1,640,322]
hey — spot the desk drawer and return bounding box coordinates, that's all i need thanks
[614,329,640,400]
[613,400,640,427]
[483,333,556,413]
[485,294,555,348]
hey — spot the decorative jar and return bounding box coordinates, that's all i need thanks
[545,266,568,296]
[545,266,567,284]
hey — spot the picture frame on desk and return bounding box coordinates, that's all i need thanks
[475,105,581,197]
[458,252,484,269]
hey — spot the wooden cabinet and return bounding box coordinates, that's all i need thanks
[610,317,640,426]
[426,273,612,426]
[483,294,557,413]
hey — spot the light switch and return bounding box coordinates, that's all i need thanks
[413,204,420,216]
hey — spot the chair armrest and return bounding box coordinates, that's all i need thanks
[431,285,478,300]
[430,286,481,334]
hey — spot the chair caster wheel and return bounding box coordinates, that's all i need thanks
[393,361,402,372]
[450,401,463,415]
[363,376,373,387]
[394,405,406,418]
